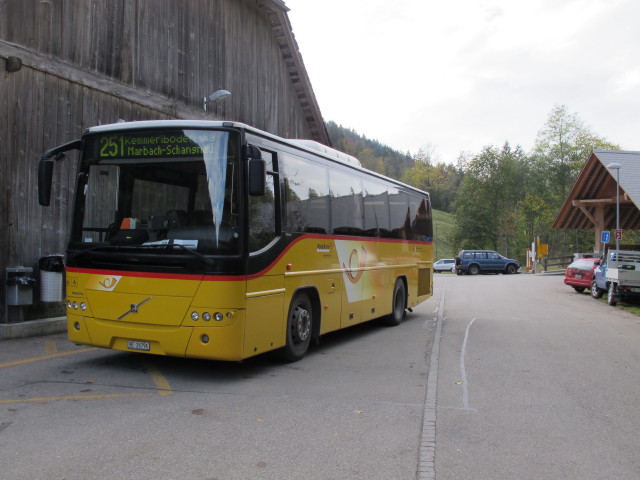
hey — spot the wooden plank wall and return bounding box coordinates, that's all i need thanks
[0,0,324,316]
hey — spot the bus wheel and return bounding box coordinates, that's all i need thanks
[281,292,313,362]
[383,279,406,327]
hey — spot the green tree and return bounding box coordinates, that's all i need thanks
[451,143,528,258]
[517,193,555,246]
[531,105,620,255]
[531,104,619,203]
[402,149,462,212]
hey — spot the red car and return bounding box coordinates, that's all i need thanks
[564,257,600,293]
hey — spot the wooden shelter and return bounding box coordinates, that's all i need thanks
[552,150,640,251]
[0,0,327,319]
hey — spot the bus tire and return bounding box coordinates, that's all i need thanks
[383,279,406,327]
[280,291,313,362]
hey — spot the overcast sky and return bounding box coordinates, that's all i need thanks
[285,0,640,164]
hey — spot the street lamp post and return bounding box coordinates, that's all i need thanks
[203,89,231,112]
[607,163,621,253]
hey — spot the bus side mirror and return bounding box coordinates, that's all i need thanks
[38,159,54,206]
[38,139,81,206]
[245,145,266,196]
[248,158,266,196]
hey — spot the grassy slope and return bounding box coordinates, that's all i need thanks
[433,209,456,260]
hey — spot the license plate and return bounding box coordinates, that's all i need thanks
[631,287,640,293]
[128,340,150,351]
[575,274,582,279]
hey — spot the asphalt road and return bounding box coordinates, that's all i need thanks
[1,273,639,479]
[435,273,640,479]
[0,293,438,480]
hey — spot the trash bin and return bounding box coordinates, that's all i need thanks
[39,255,65,302]
[6,267,36,305]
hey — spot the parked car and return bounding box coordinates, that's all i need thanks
[564,257,600,293]
[454,250,520,275]
[434,258,455,273]
[591,260,607,299]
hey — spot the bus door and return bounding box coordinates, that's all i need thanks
[244,149,286,356]
[330,170,366,327]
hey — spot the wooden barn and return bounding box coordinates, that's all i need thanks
[0,0,328,321]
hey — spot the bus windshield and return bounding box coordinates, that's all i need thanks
[72,129,240,257]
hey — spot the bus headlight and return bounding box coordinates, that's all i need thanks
[202,312,211,322]
[214,312,224,322]
[191,311,199,321]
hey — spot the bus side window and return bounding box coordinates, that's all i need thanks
[249,150,276,252]
[388,187,409,239]
[282,154,330,234]
[409,194,433,241]
[330,168,363,235]
[363,180,390,237]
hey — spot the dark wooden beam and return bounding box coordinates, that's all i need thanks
[0,39,208,120]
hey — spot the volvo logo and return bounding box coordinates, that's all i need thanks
[118,297,152,320]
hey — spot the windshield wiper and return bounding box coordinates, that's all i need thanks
[162,242,217,267]
[68,245,123,261]
[69,243,216,267]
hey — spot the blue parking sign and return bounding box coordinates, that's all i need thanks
[601,231,610,243]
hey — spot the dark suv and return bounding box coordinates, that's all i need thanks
[454,250,520,275]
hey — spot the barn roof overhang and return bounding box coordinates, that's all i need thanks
[552,150,640,235]
[258,0,331,146]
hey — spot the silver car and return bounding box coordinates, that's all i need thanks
[434,258,456,273]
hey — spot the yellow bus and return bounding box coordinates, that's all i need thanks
[39,120,433,361]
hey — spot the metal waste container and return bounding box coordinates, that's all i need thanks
[6,267,36,305]
[39,255,65,302]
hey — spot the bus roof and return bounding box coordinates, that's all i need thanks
[85,120,427,197]
[286,139,361,167]
[87,120,361,165]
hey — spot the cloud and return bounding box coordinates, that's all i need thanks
[287,0,640,161]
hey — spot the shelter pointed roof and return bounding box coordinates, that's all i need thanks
[552,150,640,231]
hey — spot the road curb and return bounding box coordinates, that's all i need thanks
[0,317,66,340]
[418,283,445,479]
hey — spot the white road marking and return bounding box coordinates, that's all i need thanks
[460,317,477,411]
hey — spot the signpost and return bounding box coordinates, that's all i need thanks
[601,231,610,244]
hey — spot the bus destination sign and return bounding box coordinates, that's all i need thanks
[96,131,225,159]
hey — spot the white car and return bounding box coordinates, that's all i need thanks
[434,258,455,273]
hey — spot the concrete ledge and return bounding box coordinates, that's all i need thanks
[0,317,67,340]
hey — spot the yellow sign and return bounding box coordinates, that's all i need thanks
[538,243,549,257]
